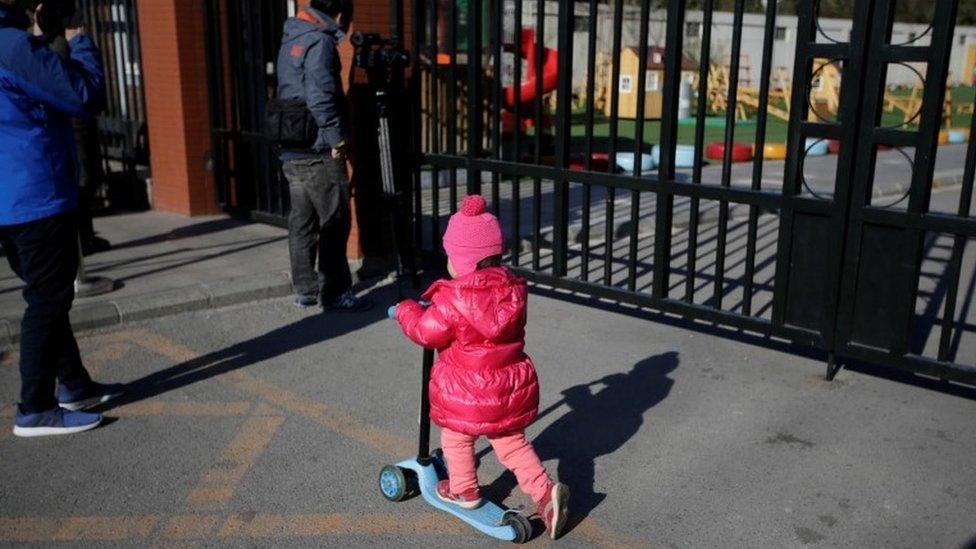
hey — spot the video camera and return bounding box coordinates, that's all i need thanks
[350,31,410,72]
[19,0,77,36]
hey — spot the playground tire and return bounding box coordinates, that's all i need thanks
[706,142,753,162]
[760,143,787,160]
[948,129,967,144]
[503,512,532,544]
[804,139,829,157]
[379,465,413,502]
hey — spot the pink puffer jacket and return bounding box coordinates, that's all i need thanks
[395,267,539,437]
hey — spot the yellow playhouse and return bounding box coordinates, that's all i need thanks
[604,46,696,119]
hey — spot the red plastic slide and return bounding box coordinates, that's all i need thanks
[504,28,558,108]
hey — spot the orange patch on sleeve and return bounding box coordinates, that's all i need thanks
[290,44,304,57]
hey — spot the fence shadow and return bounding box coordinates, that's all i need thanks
[481,351,679,537]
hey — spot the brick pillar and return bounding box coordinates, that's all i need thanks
[137,0,219,215]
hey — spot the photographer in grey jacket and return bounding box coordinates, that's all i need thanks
[274,0,371,312]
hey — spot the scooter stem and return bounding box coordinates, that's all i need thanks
[418,347,435,464]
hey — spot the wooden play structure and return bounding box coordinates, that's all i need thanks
[603,46,696,119]
[696,59,840,123]
[884,69,955,128]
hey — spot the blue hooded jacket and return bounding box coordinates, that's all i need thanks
[276,6,349,161]
[0,4,106,226]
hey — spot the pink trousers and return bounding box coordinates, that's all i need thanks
[440,427,553,503]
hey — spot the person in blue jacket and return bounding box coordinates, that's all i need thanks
[0,0,123,437]
[276,0,372,312]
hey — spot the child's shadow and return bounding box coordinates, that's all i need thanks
[482,351,679,534]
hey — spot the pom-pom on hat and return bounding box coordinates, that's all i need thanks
[443,195,504,277]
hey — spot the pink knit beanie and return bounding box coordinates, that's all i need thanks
[443,195,504,277]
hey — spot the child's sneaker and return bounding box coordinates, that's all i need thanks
[435,479,482,509]
[537,482,569,540]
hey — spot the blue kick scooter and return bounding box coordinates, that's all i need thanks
[378,348,533,543]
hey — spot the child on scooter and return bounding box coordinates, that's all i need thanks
[390,194,570,540]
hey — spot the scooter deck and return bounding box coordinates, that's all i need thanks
[397,458,517,541]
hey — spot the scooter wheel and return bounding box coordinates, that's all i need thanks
[503,513,532,544]
[379,465,410,502]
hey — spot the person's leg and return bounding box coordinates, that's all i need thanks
[282,159,321,301]
[487,431,553,503]
[9,214,89,414]
[307,157,353,303]
[440,427,481,496]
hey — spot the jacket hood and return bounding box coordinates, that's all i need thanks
[282,7,344,43]
[426,267,526,341]
[0,4,30,29]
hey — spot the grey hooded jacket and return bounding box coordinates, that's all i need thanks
[276,7,349,160]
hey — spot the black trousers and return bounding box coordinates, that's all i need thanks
[0,212,92,414]
[281,156,353,303]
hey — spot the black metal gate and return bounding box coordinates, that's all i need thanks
[411,0,976,385]
[77,0,147,192]
[204,0,292,225]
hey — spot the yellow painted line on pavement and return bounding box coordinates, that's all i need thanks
[185,411,284,511]
[123,328,648,548]
[127,328,414,456]
[0,516,158,542]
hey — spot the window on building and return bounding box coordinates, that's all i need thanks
[907,32,917,42]
[645,71,660,92]
[961,34,967,46]
[574,16,589,33]
[620,75,633,93]
[686,22,700,38]
[775,27,787,41]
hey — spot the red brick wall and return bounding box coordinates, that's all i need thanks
[138,0,218,216]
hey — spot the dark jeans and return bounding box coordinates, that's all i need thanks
[282,156,353,302]
[0,212,92,414]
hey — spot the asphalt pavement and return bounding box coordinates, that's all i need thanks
[1,281,974,548]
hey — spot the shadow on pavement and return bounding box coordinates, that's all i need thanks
[96,287,389,412]
[482,351,679,536]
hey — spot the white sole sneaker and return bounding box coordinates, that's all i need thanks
[60,391,124,411]
[549,483,570,540]
[13,418,102,438]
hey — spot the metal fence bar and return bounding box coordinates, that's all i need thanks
[580,0,599,282]
[652,0,686,299]
[552,0,574,277]
[448,0,458,213]
[466,0,483,196]
[531,0,544,271]
[429,0,442,251]
[491,0,503,215]
[686,0,714,303]
[604,0,624,286]
[712,0,745,310]
[627,0,651,292]
[511,0,523,266]
[742,0,778,316]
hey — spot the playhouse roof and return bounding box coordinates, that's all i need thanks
[624,46,697,71]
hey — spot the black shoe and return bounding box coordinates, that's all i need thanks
[324,290,373,312]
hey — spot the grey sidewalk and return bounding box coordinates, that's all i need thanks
[0,211,295,348]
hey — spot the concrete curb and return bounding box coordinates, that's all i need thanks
[1,271,295,350]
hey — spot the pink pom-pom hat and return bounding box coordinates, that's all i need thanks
[442,195,504,277]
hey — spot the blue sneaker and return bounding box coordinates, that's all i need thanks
[13,407,102,438]
[294,295,319,309]
[57,382,125,411]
